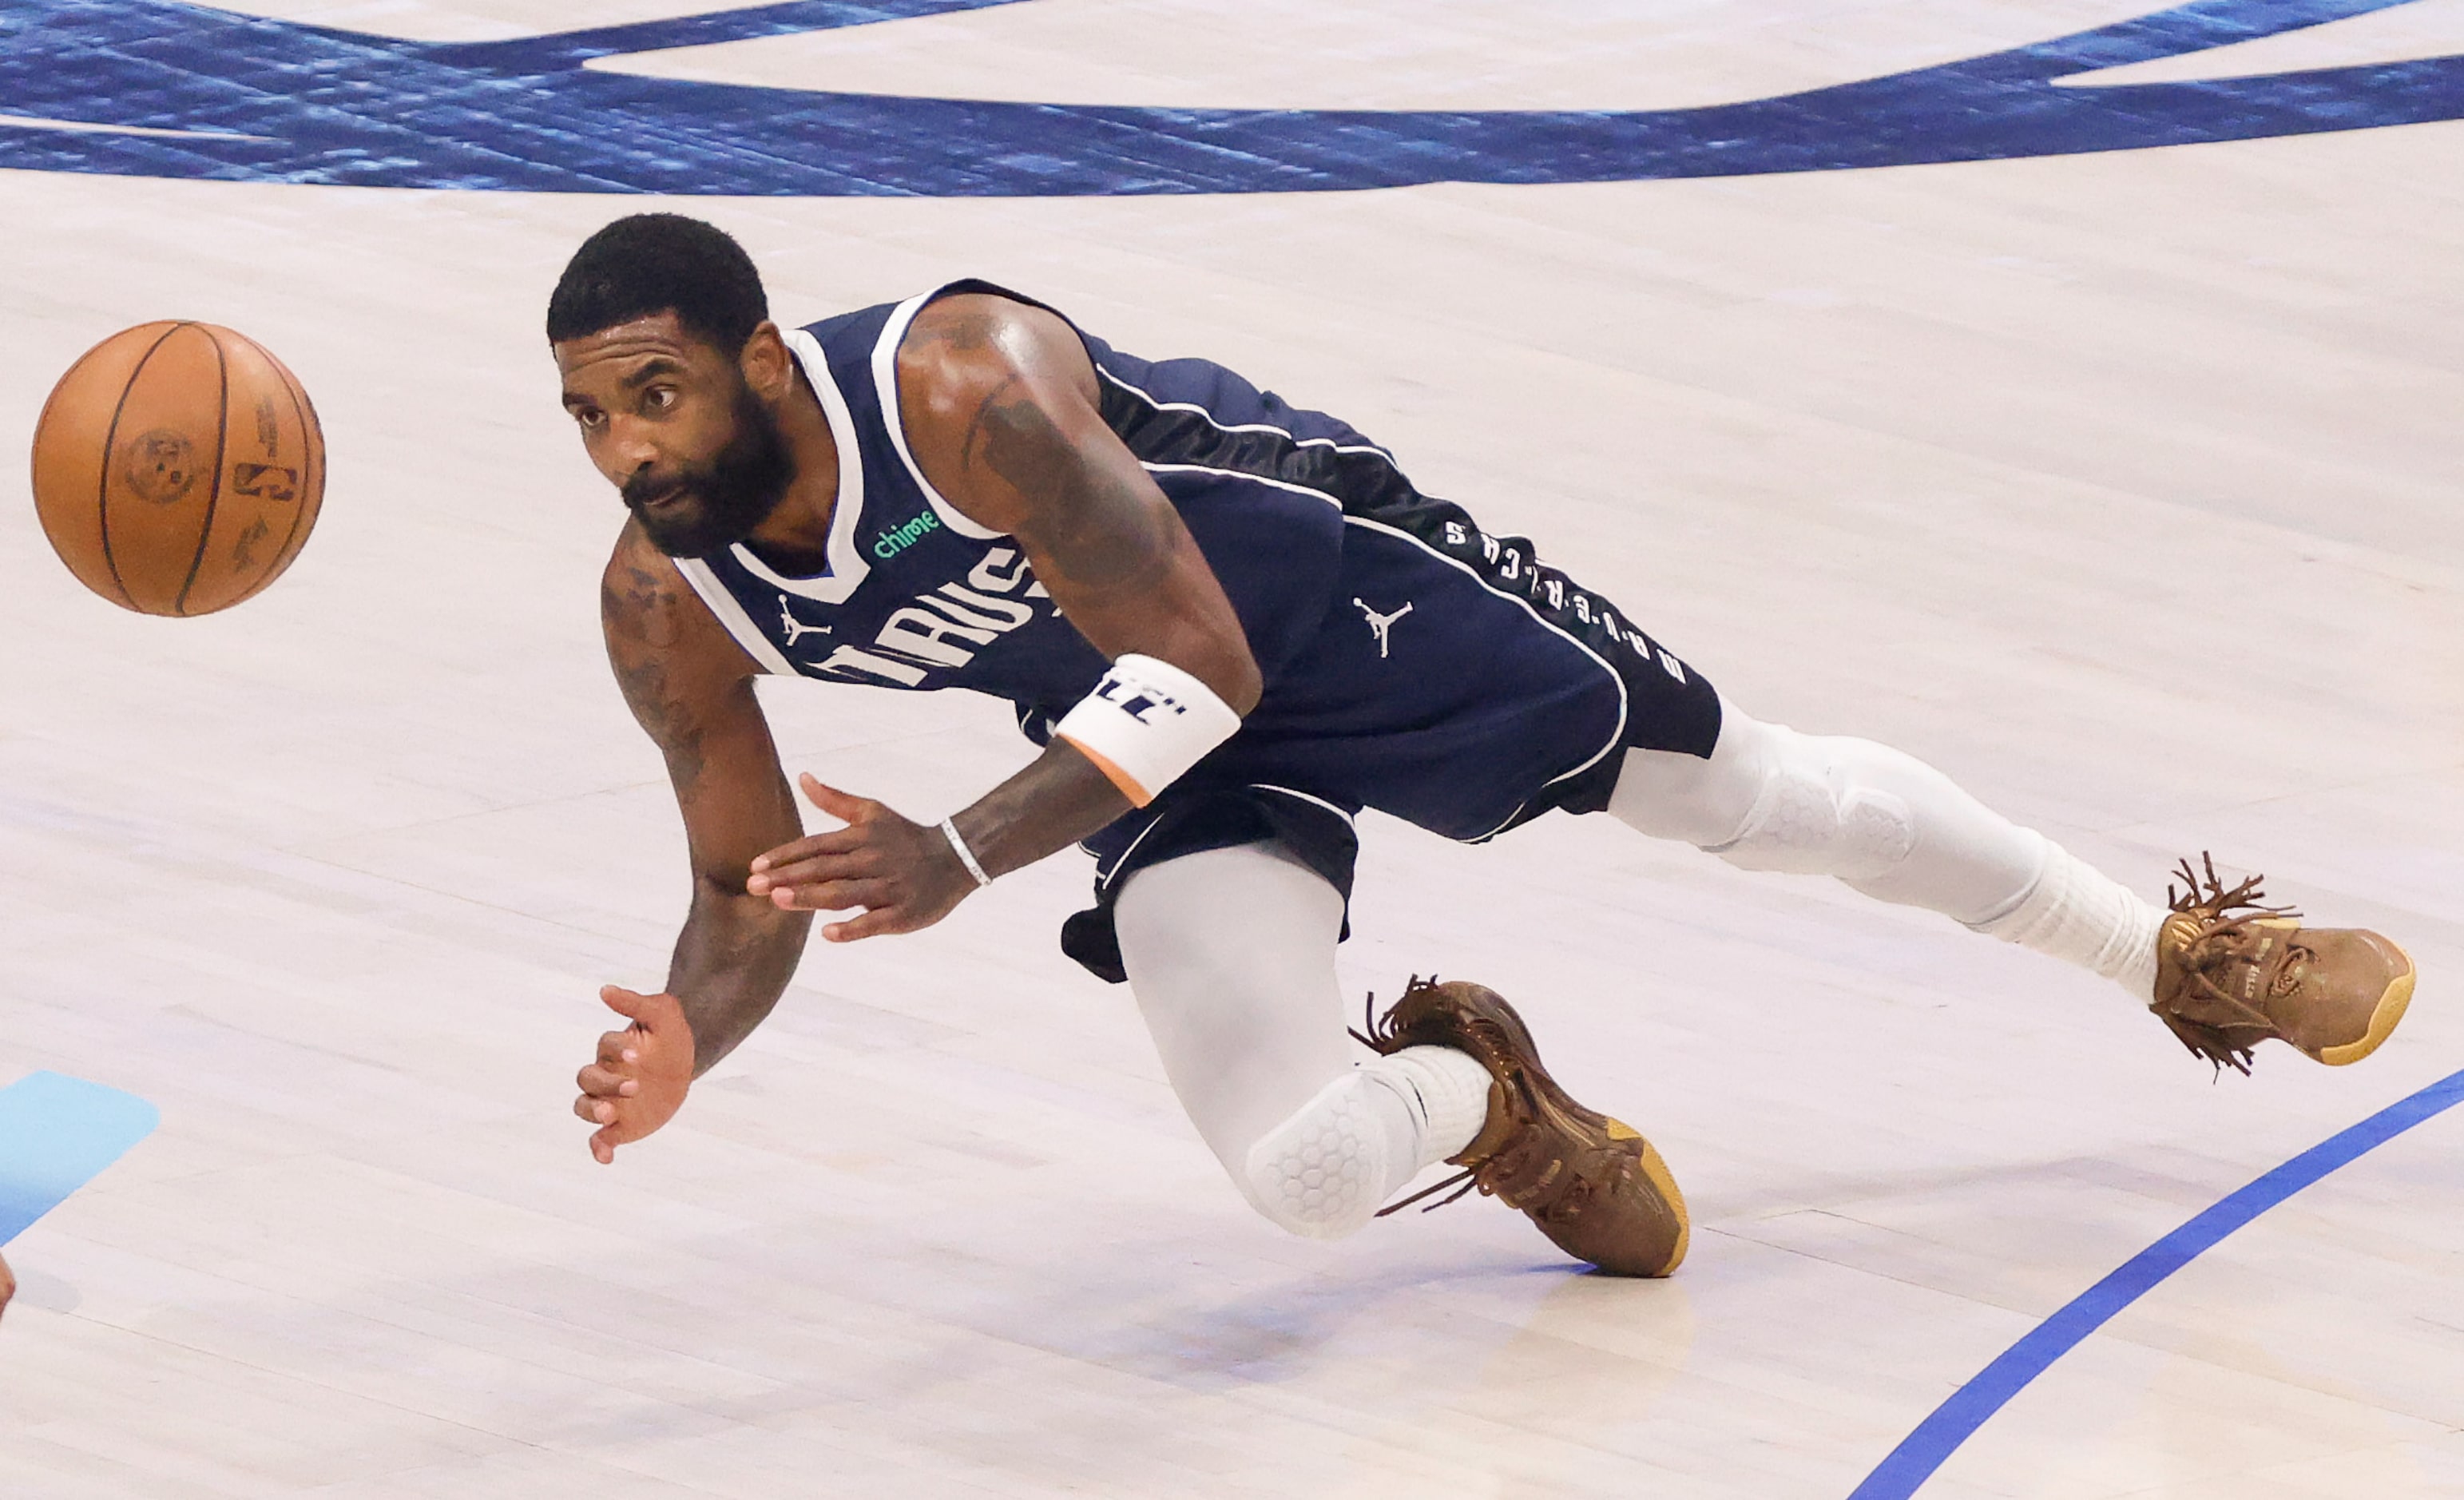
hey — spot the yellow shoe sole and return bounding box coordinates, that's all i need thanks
[1605,1116,1690,1276]
[2319,959,2417,1066]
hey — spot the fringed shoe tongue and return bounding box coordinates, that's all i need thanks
[2151,853,2416,1073]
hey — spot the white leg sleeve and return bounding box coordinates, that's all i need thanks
[1237,1043,1494,1240]
[1113,843,1493,1240]
[1609,699,2165,998]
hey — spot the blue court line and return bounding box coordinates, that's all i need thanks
[2,0,2460,196]
[1847,1065,2464,1500]
[0,1071,161,1246]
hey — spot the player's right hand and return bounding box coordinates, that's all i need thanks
[574,986,696,1165]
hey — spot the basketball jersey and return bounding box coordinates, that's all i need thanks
[673,280,1716,850]
[672,282,1356,730]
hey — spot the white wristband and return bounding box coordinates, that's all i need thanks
[939,817,993,887]
[1053,653,1242,807]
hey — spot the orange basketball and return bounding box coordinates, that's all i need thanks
[30,321,325,617]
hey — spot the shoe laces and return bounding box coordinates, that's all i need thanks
[2160,852,2315,1072]
[1348,980,1587,1221]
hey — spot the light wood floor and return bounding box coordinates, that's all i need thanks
[2,4,2461,1496]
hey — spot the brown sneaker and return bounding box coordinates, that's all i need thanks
[1354,977,1688,1277]
[2150,854,2416,1074]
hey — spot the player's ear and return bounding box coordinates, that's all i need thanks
[738,321,793,399]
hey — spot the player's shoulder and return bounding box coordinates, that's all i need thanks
[601,518,681,620]
[894,288,1090,420]
[903,284,1067,346]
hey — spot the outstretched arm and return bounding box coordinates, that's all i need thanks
[576,524,812,1161]
[750,293,1263,932]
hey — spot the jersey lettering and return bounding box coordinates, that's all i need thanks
[811,644,931,686]
[807,542,1050,683]
[968,547,1033,592]
[878,605,997,666]
[928,584,1035,632]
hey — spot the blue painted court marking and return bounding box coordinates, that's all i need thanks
[0,1070,161,1246]
[1847,1065,2464,1500]
[0,0,2457,195]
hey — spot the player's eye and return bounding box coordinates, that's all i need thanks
[573,408,605,431]
[644,386,677,412]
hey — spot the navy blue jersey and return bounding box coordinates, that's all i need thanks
[673,280,1720,977]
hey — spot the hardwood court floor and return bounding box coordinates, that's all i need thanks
[1,3,2460,1496]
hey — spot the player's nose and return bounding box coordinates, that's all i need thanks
[603,419,663,479]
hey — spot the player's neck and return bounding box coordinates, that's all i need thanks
[743,366,840,570]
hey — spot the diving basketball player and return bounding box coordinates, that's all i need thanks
[554,215,2414,1275]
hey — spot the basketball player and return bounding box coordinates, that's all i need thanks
[554,215,2414,1275]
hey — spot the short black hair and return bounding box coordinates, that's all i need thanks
[546,213,769,352]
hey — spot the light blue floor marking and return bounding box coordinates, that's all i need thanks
[0,1070,161,1245]
[1848,1065,2464,1500]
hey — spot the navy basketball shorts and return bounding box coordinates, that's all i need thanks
[1060,493,1721,982]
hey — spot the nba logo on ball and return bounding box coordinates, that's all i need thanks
[28,321,327,617]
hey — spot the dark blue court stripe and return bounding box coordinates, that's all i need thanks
[1847,1065,2464,1500]
[4,1,2460,196]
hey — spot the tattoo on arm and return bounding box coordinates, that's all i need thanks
[969,387,1172,593]
[601,538,811,1075]
[603,562,711,786]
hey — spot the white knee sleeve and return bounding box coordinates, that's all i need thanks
[1242,1073,1396,1240]
[1703,728,1916,883]
[1612,699,2168,996]
[1611,702,2043,923]
[1240,1046,1495,1240]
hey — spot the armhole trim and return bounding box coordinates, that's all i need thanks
[674,556,800,677]
[873,288,1011,543]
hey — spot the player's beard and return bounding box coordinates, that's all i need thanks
[622,380,796,560]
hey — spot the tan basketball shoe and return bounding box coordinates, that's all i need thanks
[1355,977,1688,1277]
[2150,854,2415,1074]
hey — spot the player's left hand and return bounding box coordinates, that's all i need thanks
[574,986,696,1165]
[0,1251,14,1324]
[747,773,977,942]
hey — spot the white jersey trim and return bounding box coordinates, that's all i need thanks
[1095,813,1172,892]
[1250,784,1357,825]
[673,557,799,677]
[873,289,1006,542]
[724,327,871,606]
[1096,365,1400,464]
[1139,461,1342,509]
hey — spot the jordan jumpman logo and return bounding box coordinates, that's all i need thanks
[1354,597,1414,659]
[779,596,832,648]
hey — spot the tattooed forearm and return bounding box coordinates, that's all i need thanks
[596,526,807,1070]
[603,567,711,787]
[668,883,810,1076]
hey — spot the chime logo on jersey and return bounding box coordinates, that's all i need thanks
[871,510,941,559]
[809,546,1049,686]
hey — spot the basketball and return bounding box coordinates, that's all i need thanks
[29,321,324,616]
